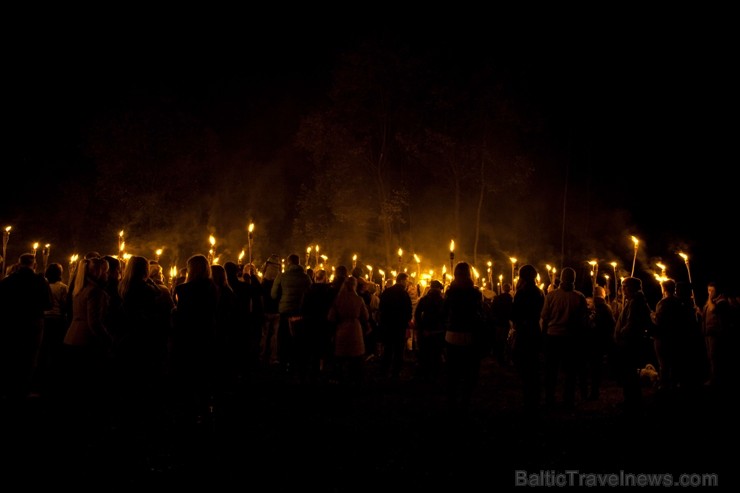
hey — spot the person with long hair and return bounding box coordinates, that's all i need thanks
[328,276,371,386]
[210,263,238,392]
[511,264,545,413]
[62,256,113,438]
[116,255,164,429]
[170,254,218,424]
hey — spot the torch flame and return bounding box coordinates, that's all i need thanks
[610,261,617,268]
[4,226,11,232]
[449,240,455,253]
[678,252,688,261]
[156,248,163,257]
[239,250,245,261]
[209,235,216,247]
[510,257,517,264]
[352,254,357,261]
[398,248,403,257]
[413,254,420,263]
[631,235,639,247]
[119,230,124,238]
[33,242,39,250]
[248,223,255,233]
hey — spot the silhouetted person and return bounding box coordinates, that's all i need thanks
[357,277,380,363]
[260,255,281,366]
[103,255,124,342]
[653,279,680,391]
[324,265,349,376]
[211,263,238,393]
[511,264,545,413]
[147,262,175,377]
[300,268,334,382]
[0,253,52,403]
[614,276,654,415]
[328,276,370,386]
[116,255,165,431]
[225,261,263,382]
[443,262,486,412]
[414,279,446,383]
[540,267,588,410]
[674,282,707,392]
[378,272,412,380]
[271,253,311,375]
[701,280,730,388]
[586,285,615,400]
[490,283,514,365]
[171,254,218,423]
[35,262,69,397]
[61,257,113,439]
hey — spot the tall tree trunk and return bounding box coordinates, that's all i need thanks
[473,155,486,269]
[453,163,461,264]
[374,118,394,270]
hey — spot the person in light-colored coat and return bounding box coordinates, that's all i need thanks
[328,276,370,385]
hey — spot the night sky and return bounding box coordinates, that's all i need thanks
[4,13,736,303]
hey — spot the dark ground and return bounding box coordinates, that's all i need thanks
[2,353,735,490]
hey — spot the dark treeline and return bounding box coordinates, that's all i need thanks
[5,29,737,299]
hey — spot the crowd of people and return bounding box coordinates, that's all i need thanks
[0,249,737,437]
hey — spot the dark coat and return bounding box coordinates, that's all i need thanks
[378,283,412,332]
[511,282,545,352]
[271,264,311,315]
